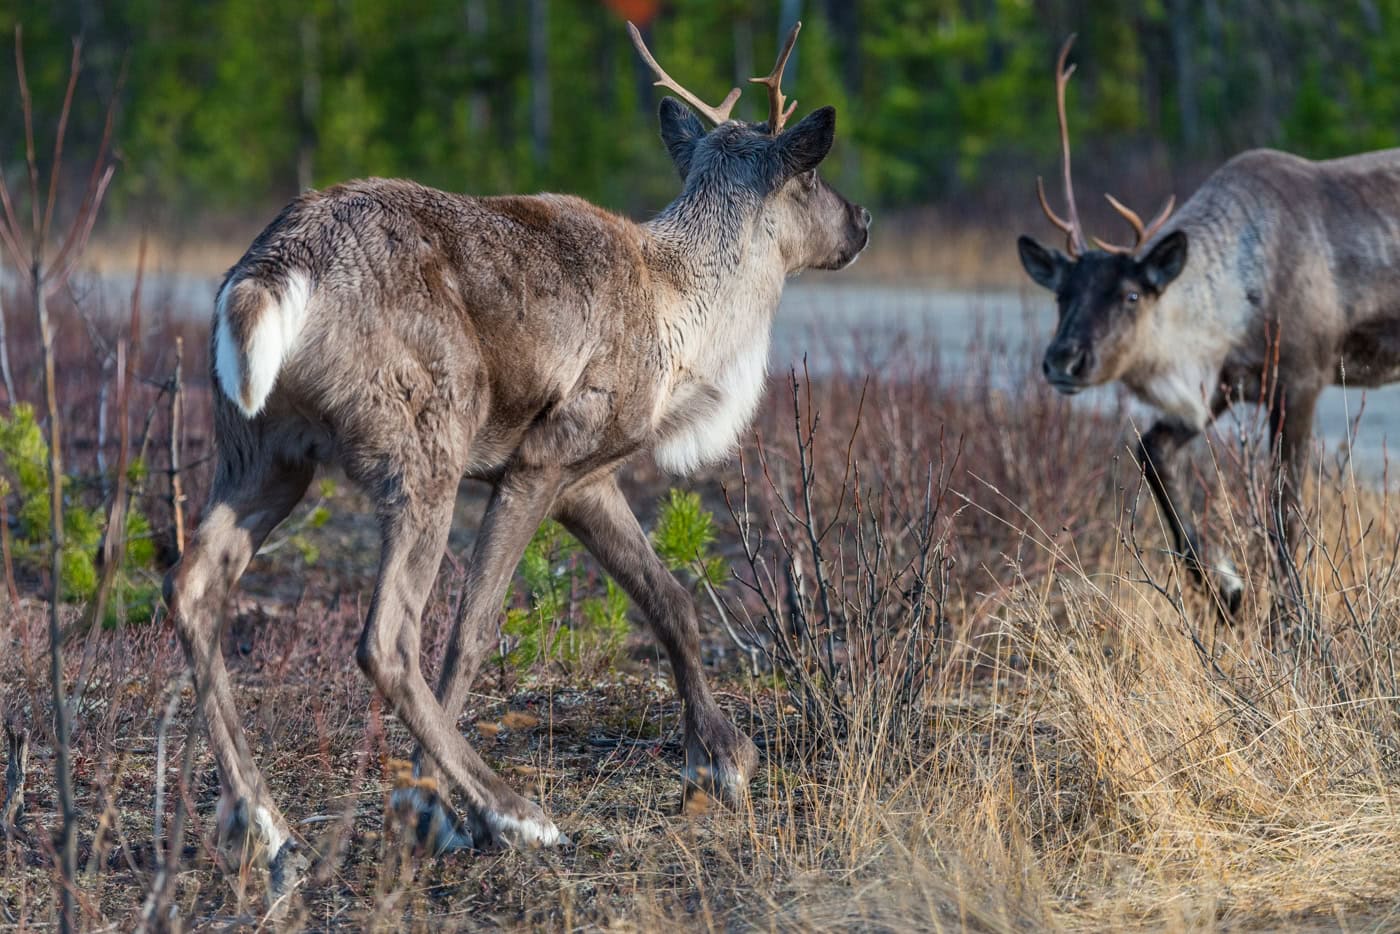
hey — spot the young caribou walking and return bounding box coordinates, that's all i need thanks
[164,21,869,890]
[1018,36,1400,615]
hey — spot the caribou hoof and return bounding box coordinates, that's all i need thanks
[683,719,759,809]
[1210,557,1245,618]
[480,800,569,849]
[389,784,476,855]
[1187,554,1244,620]
[267,839,309,901]
[215,795,304,905]
[215,796,293,870]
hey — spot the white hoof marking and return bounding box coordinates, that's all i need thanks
[682,763,746,802]
[255,805,287,857]
[1214,557,1245,600]
[484,810,565,848]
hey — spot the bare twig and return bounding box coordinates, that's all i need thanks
[5,27,125,932]
[168,335,186,557]
[137,707,201,934]
[68,240,143,710]
[45,53,126,298]
[151,673,188,862]
[0,491,18,609]
[0,288,15,408]
[41,39,84,248]
[35,164,79,934]
[1,717,27,836]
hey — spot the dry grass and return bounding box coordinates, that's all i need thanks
[2,276,1400,932]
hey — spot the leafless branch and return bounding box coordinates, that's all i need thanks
[168,335,186,557]
[1,717,27,836]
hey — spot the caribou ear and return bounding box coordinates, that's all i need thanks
[774,106,836,179]
[1140,230,1188,291]
[659,97,705,179]
[1018,235,1068,292]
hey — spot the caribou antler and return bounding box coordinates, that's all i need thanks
[1092,192,1177,254]
[627,21,742,126]
[1037,34,1088,257]
[750,21,801,135]
[1038,35,1178,257]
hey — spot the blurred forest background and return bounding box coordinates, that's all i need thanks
[2,0,1400,245]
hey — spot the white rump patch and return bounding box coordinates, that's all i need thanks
[214,271,313,418]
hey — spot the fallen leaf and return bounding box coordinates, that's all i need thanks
[502,710,540,730]
[684,790,712,816]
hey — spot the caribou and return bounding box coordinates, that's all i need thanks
[1018,36,1400,614]
[164,20,869,891]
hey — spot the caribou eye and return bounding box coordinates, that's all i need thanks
[1126,291,1140,304]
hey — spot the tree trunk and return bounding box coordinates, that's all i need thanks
[822,0,858,91]
[37,255,77,934]
[1169,0,1199,150]
[779,0,802,86]
[298,12,321,191]
[529,0,550,174]
[733,16,753,119]
[466,0,490,136]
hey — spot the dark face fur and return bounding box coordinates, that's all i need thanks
[1018,232,1189,393]
[658,98,870,271]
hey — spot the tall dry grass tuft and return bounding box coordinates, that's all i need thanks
[662,342,1400,930]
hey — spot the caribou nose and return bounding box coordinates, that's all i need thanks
[859,206,872,227]
[1043,344,1092,386]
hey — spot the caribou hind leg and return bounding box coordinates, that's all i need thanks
[401,467,565,853]
[556,475,758,805]
[164,448,314,893]
[355,465,566,852]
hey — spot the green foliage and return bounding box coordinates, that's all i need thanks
[0,403,52,537]
[257,477,338,568]
[0,403,159,612]
[501,487,728,674]
[500,489,728,677]
[651,489,726,589]
[13,1,1400,214]
[501,519,629,673]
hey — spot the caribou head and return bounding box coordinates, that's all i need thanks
[1017,35,1188,394]
[629,21,870,272]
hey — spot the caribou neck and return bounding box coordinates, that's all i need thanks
[641,188,786,371]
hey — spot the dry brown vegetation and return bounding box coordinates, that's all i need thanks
[3,278,1400,933]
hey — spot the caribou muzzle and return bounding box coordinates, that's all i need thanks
[1042,340,1093,393]
[821,203,871,270]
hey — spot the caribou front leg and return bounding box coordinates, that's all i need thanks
[557,475,758,806]
[164,459,314,897]
[1135,416,1244,614]
[1265,381,1321,634]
